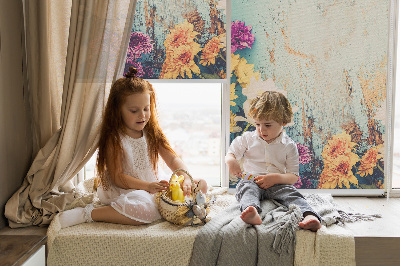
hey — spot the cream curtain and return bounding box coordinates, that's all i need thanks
[5,0,137,228]
[24,0,70,156]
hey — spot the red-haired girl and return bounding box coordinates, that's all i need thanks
[59,67,207,227]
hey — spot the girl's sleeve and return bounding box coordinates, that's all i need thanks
[286,142,300,176]
[227,134,248,161]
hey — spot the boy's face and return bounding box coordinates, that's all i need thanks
[253,118,284,143]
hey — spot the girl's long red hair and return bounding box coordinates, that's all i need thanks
[96,67,176,189]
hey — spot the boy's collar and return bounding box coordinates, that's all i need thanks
[253,130,286,144]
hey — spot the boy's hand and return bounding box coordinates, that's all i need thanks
[228,164,242,178]
[225,153,242,178]
[146,180,169,194]
[254,174,279,189]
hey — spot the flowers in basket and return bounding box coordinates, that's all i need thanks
[156,171,215,226]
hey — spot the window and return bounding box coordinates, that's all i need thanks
[153,82,222,187]
[84,150,97,181]
[80,82,225,187]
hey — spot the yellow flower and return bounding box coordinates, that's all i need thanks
[164,21,198,51]
[217,69,226,79]
[200,36,223,66]
[357,145,383,177]
[230,111,241,133]
[230,83,238,106]
[160,21,202,79]
[318,155,359,189]
[318,132,360,189]
[160,42,201,79]
[234,57,260,88]
[374,179,383,189]
[230,54,240,77]
[321,132,358,163]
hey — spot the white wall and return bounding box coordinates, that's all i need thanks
[0,0,32,228]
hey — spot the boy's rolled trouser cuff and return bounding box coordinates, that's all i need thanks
[302,210,322,222]
[236,180,262,213]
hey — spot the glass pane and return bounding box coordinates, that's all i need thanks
[154,83,222,187]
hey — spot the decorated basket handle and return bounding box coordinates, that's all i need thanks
[170,169,196,196]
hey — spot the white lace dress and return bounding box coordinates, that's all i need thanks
[97,134,164,223]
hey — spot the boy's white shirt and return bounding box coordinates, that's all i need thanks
[227,130,299,176]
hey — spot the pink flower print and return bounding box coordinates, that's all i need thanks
[126,32,154,64]
[293,178,303,189]
[231,20,255,53]
[297,143,312,165]
[293,176,313,189]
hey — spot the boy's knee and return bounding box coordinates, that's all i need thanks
[236,181,260,200]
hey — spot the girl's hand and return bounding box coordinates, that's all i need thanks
[146,180,169,194]
[182,178,192,196]
[254,174,278,189]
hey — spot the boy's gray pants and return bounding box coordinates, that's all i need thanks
[236,180,321,221]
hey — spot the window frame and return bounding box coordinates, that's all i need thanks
[388,0,400,197]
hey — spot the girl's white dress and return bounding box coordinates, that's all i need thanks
[97,134,163,223]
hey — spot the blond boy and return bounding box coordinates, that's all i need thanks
[225,91,321,231]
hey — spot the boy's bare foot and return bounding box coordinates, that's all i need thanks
[240,206,262,225]
[299,214,321,232]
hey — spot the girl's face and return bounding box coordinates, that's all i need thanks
[254,118,284,143]
[121,92,151,138]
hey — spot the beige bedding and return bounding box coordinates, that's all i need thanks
[47,186,355,266]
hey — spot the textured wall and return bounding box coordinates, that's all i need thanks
[230,0,388,189]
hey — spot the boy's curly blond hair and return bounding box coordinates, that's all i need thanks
[248,91,293,125]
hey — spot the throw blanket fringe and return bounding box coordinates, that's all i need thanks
[337,210,382,223]
[272,205,302,254]
[303,193,382,226]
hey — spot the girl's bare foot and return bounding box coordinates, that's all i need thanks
[299,214,321,232]
[240,206,262,225]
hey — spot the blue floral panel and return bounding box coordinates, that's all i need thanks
[229,0,388,190]
[124,0,227,79]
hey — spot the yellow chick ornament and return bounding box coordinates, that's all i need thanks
[169,174,185,203]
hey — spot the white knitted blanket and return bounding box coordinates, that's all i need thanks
[295,224,355,266]
[47,184,363,266]
[47,187,234,266]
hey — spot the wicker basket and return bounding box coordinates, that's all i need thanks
[155,169,210,226]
